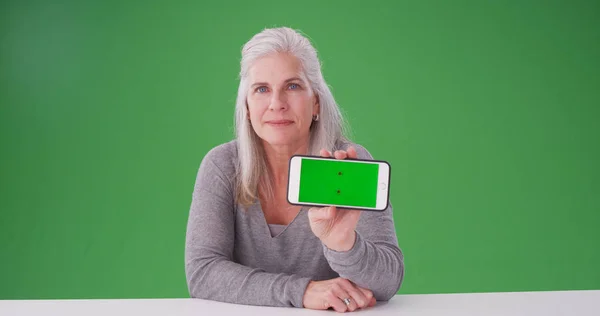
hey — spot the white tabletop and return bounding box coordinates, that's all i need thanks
[1,290,599,316]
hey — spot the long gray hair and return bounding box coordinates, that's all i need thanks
[234,27,350,207]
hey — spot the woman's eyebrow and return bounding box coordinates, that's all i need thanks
[250,77,304,88]
[284,77,303,83]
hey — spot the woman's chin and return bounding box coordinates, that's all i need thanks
[262,135,301,147]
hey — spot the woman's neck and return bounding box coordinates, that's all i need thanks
[262,140,309,186]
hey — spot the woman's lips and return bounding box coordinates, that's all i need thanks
[266,120,294,127]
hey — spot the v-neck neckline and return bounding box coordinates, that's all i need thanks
[254,200,305,239]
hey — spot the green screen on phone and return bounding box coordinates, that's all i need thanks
[298,158,380,208]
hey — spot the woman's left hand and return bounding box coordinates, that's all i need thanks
[307,147,361,252]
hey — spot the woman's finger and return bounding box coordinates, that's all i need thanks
[333,286,358,312]
[347,146,358,159]
[334,150,347,160]
[368,296,377,307]
[308,206,335,221]
[320,149,332,157]
[325,290,348,312]
[340,281,369,309]
[352,283,376,308]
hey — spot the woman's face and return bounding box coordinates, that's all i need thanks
[246,52,319,148]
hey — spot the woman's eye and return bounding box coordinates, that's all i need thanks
[257,87,268,93]
[289,83,299,90]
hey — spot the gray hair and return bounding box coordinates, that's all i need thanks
[234,26,350,207]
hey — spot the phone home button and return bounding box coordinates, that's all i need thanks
[380,182,387,190]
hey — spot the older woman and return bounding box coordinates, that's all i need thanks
[185,27,404,312]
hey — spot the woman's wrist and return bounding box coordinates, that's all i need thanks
[321,230,356,252]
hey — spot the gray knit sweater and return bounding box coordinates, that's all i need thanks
[184,140,404,307]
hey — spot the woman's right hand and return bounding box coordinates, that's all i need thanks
[302,277,376,312]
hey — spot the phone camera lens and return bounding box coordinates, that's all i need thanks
[338,171,342,176]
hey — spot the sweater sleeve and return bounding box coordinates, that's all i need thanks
[184,145,312,307]
[321,144,405,301]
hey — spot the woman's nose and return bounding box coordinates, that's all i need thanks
[268,91,287,111]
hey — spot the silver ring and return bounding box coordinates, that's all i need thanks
[342,297,351,306]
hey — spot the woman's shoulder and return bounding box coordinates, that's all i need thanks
[204,139,238,159]
[198,139,238,176]
[192,140,238,200]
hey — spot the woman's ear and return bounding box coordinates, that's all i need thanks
[313,94,320,115]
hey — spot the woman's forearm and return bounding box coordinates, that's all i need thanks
[185,251,311,307]
[322,231,405,300]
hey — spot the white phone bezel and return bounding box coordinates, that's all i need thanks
[287,156,390,211]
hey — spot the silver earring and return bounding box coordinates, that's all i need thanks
[313,114,319,122]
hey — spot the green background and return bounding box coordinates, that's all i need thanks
[1,0,599,299]
[299,159,380,208]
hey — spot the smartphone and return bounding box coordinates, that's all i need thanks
[287,155,391,211]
